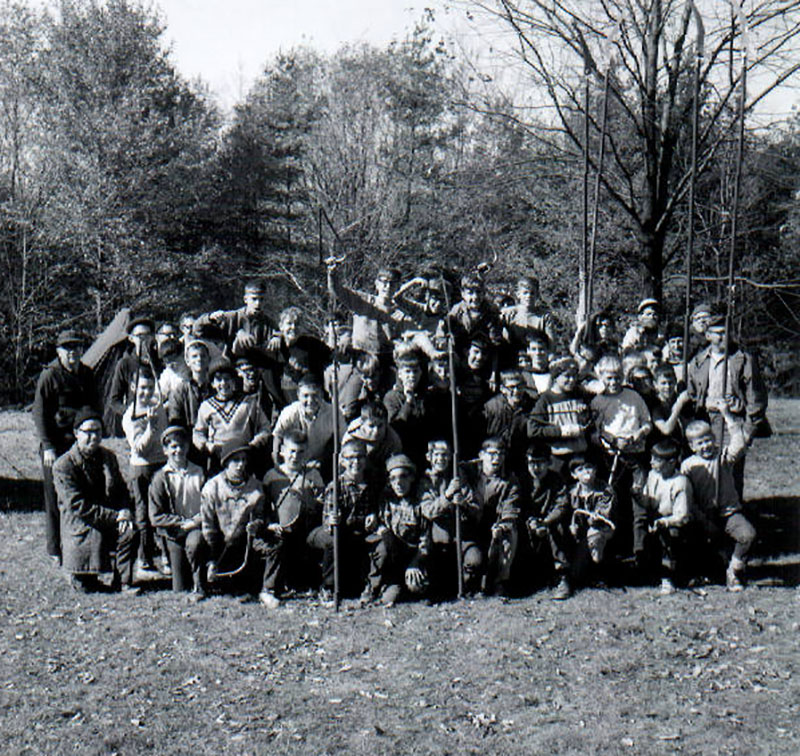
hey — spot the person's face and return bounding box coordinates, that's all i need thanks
[340,446,366,479]
[163,435,189,465]
[431,359,449,384]
[328,323,352,352]
[427,443,451,474]
[527,457,549,481]
[479,445,504,477]
[281,439,307,470]
[134,377,156,406]
[572,463,596,486]
[597,318,613,341]
[467,344,487,371]
[642,350,660,373]
[554,369,577,393]
[690,432,716,460]
[129,325,153,353]
[462,285,481,311]
[360,412,386,441]
[375,276,395,301]
[243,291,265,316]
[225,451,249,483]
[706,327,726,351]
[500,378,525,408]
[360,372,379,394]
[639,307,659,329]
[180,317,195,339]
[213,373,236,401]
[280,315,300,345]
[691,312,710,336]
[630,369,653,395]
[599,367,623,394]
[398,363,422,392]
[650,454,677,477]
[389,467,414,497]
[75,419,103,456]
[56,343,82,372]
[426,286,444,314]
[667,337,683,359]
[156,325,179,347]
[236,363,256,392]
[298,386,322,417]
[185,346,209,376]
[527,340,548,372]
[655,373,676,402]
[516,283,535,310]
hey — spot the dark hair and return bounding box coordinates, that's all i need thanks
[282,429,309,446]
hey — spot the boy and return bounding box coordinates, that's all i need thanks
[481,368,532,471]
[121,367,169,575]
[590,354,652,554]
[519,442,572,599]
[342,401,402,485]
[157,339,188,410]
[621,298,661,351]
[500,275,556,356]
[200,437,281,608]
[457,332,494,460]
[529,356,590,473]
[681,405,756,591]
[193,363,271,471]
[446,272,502,359]
[650,365,692,450]
[363,454,428,607]
[306,439,381,599]
[635,439,692,595]
[168,339,212,431]
[567,455,615,585]
[263,429,324,594]
[463,437,521,596]
[418,439,480,599]
[523,330,552,395]
[384,348,430,467]
[148,426,206,596]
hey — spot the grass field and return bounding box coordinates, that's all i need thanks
[1,401,798,755]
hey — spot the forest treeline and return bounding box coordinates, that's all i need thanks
[1,0,799,402]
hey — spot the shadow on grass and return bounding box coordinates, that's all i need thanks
[0,477,42,513]
[747,495,800,586]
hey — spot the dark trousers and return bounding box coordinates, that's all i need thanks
[129,463,162,565]
[213,532,281,595]
[367,531,426,593]
[709,413,746,499]
[307,525,369,596]
[164,529,206,591]
[603,451,647,557]
[41,451,61,558]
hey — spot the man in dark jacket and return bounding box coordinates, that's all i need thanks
[52,408,137,593]
[33,330,98,561]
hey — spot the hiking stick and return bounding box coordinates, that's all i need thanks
[440,273,464,598]
[327,259,342,612]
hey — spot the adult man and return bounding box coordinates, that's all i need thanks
[621,299,662,352]
[33,329,98,561]
[53,408,137,593]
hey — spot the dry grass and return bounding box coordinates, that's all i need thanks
[1,402,798,754]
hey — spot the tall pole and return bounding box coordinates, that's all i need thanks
[580,65,590,326]
[683,4,705,382]
[326,262,342,612]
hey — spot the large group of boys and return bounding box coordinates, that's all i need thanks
[34,262,769,608]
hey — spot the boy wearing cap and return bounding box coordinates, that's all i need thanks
[681,405,756,591]
[636,439,692,594]
[148,426,206,595]
[121,367,169,574]
[519,443,573,599]
[34,329,98,561]
[53,409,137,593]
[200,437,281,608]
[567,455,615,584]
[194,362,271,472]
[307,438,382,599]
[362,454,428,607]
[418,439,480,599]
[621,299,662,352]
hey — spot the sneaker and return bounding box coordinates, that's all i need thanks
[552,577,572,601]
[359,584,377,606]
[157,555,172,577]
[119,583,141,596]
[659,577,676,596]
[258,590,280,609]
[381,584,402,607]
[726,567,744,592]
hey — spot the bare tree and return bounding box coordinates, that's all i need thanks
[466,0,800,301]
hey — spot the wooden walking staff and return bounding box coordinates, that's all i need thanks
[326,258,343,612]
[715,0,749,509]
[682,3,705,380]
[440,273,464,599]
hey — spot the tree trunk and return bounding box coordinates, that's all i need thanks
[641,225,665,302]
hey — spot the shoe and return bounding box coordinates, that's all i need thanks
[189,585,207,603]
[69,574,99,593]
[158,555,172,577]
[119,583,141,596]
[258,590,280,609]
[659,577,676,596]
[360,584,377,606]
[318,587,334,605]
[552,577,572,601]
[726,567,744,592]
[381,584,401,607]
